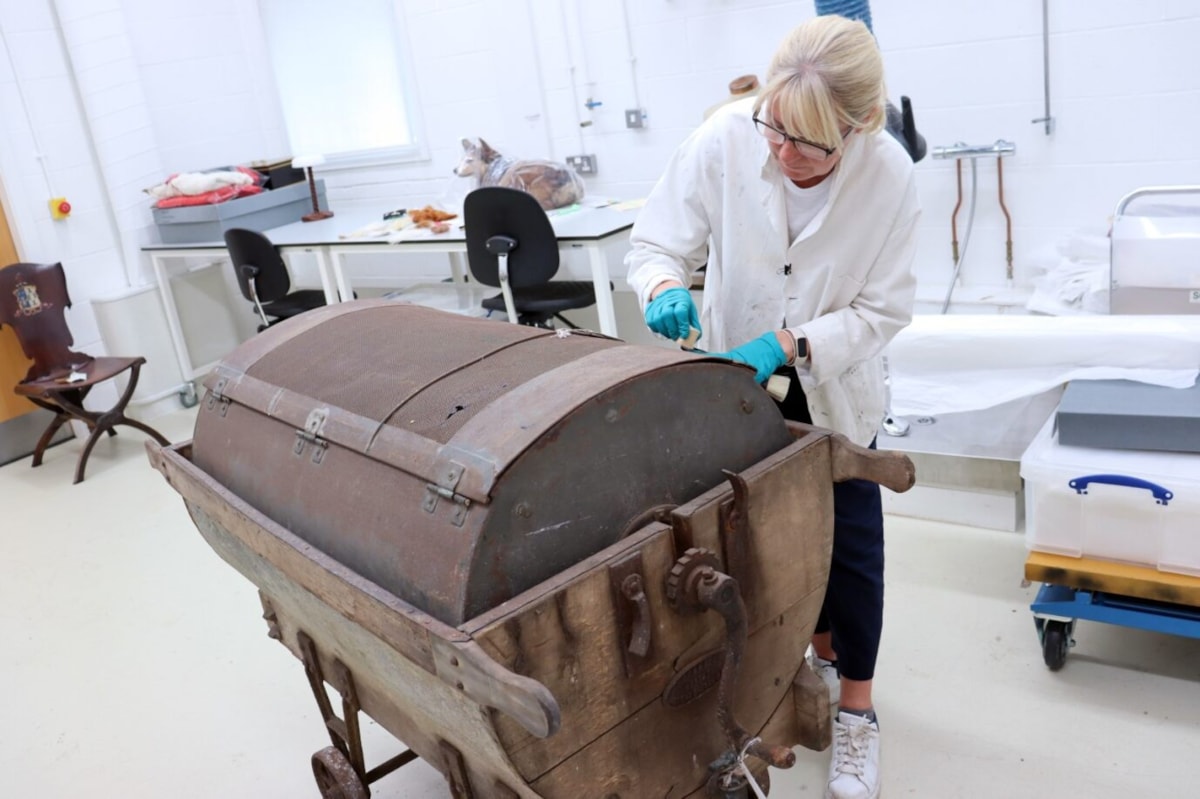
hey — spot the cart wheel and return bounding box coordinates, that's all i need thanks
[312,746,368,799]
[1041,620,1070,671]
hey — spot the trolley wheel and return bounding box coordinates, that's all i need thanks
[312,746,368,799]
[1041,620,1070,671]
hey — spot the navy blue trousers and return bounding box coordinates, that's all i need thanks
[775,370,885,682]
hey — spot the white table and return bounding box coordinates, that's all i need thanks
[143,202,640,381]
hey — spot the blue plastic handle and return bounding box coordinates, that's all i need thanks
[1068,474,1174,506]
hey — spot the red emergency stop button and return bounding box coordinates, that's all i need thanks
[49,196,71,220]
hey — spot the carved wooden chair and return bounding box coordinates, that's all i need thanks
[0,262,169,483]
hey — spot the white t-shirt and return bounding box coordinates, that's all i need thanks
[783,176,833,244]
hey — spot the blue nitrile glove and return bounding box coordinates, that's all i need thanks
[709,332,788,384]
[644,286,702,342]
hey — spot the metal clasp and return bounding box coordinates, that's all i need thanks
[422,461,470,527]
[294,408,329,464]
[205,377,231,417]
[609,550,655,678]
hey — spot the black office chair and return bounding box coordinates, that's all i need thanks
[224,227,329,332]
[463,187,600,328]
[886,96,926,163]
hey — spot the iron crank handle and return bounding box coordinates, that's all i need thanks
[695,568,796,770]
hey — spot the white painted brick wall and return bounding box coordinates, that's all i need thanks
[2,0,1199,342]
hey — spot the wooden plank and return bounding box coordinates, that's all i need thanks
[473,436,835,788]
[192,506,542,797]
[460,521,668,635]
[477,528,697,778]
[790,660,833,752]
[431,638,560,740]
[674,434,835,630]
[153,439,560,795]
[1025,550,1200,607]
[147,440,463,672]
[529,591,825,798]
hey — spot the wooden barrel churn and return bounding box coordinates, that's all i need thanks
[148,300,915,798]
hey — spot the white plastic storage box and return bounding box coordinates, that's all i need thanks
[151,180,325,244]
[1021,414,1200,577]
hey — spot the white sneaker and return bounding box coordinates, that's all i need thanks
[825,711,881,799]
[807,651,841,706]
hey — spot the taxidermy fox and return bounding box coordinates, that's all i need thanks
[454,138,585,211]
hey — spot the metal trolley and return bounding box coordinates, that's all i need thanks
[1025,551,1200,670]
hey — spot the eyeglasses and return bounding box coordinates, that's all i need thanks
[752,116,846,160]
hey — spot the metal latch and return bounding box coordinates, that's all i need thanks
[294,408,330,464]
[608,551,654,678]
[423,461,470,527]
[205,377,231,417]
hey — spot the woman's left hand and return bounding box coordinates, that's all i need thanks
[707,331,788,383]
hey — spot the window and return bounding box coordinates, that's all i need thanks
[258,0,425,167]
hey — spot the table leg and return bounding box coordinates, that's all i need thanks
[332,249,355,302]
[587,244,618,337]
[149,253,194,383]
[448,251,467,283]
[313,247,343,304]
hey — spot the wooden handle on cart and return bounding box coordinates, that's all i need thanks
[785,422,916,493]
[829,432,915,493]
[432,638,562,739]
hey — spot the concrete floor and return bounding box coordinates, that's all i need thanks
[2,407,1197,798]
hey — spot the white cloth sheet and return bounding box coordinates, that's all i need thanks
[887,315,1200,417]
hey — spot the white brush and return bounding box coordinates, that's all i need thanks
[677,327,701,350]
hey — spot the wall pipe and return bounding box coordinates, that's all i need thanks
[1031,0,1054,135]
[997,157,1013,283]
[941,158,978,314]
[619,0,644,115]
[558,2,589,152]
[950,160,963,264]
[570,0,600,124]
[523,0,558,159]
[933,140,1016,313]
[48,0,138,290]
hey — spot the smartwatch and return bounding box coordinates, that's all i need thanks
[783,330,808,366]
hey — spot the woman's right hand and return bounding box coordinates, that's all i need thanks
[644,284,701,341]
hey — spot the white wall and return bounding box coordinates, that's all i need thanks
[2,0,1199,361]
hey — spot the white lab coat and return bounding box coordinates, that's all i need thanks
[626,98,920,447]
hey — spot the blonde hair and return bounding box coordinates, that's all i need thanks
[752,16,886,150]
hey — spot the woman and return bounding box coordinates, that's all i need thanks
[626,15,919,799]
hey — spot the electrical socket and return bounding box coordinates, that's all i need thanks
[625,108,646,129]
[566,154,597,175]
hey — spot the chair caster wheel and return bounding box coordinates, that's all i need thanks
[881,414,910,437]
[179,381,199,408]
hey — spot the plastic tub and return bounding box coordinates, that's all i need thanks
[1021,414,1200,577]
